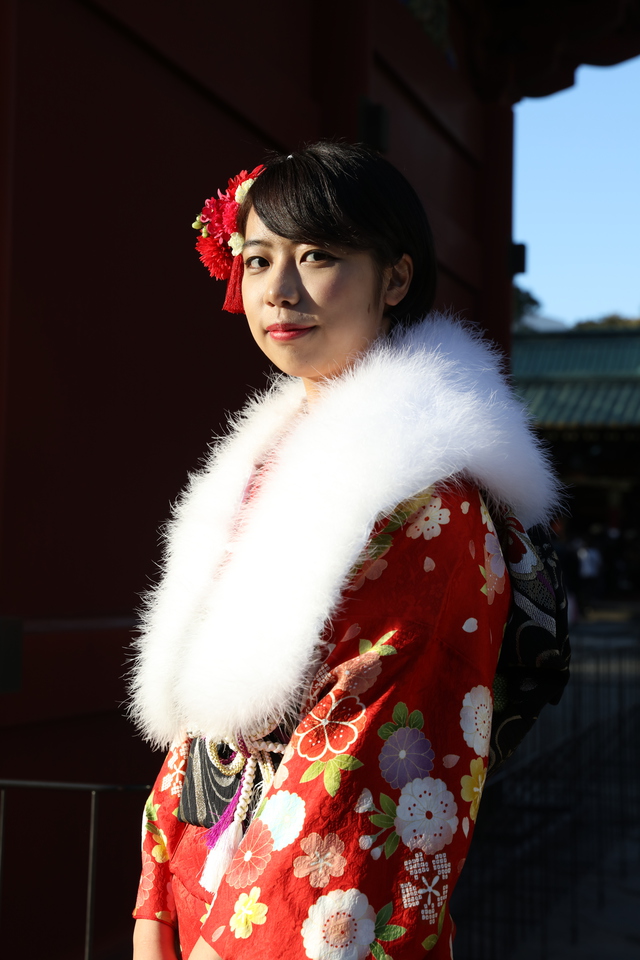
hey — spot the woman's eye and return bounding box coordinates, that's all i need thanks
[303,250,335,263]
[245,255,269,268]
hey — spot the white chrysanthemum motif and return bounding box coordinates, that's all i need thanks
[394,777,458,854]
[460,685,492,757]
[406,496,450,541]
[354,788,374,813]
[301,888,376,960]
[260,790,306,851]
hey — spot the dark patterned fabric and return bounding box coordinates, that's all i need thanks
[489,516,571,775]
[178,738,243,828]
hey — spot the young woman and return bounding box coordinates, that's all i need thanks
[130,142,561,960]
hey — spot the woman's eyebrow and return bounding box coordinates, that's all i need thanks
[242,238,273,250]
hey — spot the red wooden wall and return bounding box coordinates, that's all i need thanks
[0,1,515,955]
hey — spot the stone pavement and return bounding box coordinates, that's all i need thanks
[514,831,640,960]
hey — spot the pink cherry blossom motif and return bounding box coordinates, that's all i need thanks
[350,556,389,591]
[292,691,366,762]
[226,820,274,889]
[293,832,347,887]
[481,532,506,604]
[485,533,506,578]
[331,652,383,696]
[406,495,451,541]
[165,879,176,916]
[135,850,155,908]
[273,761,290,790]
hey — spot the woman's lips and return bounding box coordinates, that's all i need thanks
[266,324,314,342]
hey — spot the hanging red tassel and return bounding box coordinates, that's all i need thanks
[222,254,245,314]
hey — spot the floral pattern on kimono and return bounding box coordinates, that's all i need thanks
[134,482,511,959]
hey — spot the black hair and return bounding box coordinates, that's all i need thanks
[237,141,437,327]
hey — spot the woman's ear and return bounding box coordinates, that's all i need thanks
[383,254,413,306]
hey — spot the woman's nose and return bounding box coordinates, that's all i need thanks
[265,262,300,307]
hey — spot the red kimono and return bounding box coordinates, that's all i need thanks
[134,482,511,959]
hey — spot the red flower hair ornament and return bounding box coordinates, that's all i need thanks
[192,164,265,313]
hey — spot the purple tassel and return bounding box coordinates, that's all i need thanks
[204,777,243,850]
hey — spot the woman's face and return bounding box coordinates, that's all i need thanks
[241,208,411,400]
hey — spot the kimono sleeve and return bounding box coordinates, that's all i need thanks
[133,739,190,928]
[201,485,511,959]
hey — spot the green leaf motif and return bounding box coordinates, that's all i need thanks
[334,754,363,771]
[384,831,400,859]
[422,933,439,951]
[254,796,268,820]
[359,638,373,655]
[370,813,395,829]
[369,942,387,960]
[382,518,402,533]
[378,722,397,741]
[392,702,409,726]
[300,760,325,783]
[437,902,447,935]
[377,924,407,942]
[144,795,160,822]
[378,644,397,657]
[373,630,398,649]
[370,534,393,558]
[408,710,424,730]
[323,761,342,797]
[375,903,393,933]
[379,793,397,817]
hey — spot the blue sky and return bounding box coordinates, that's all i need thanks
[514,55,640,326]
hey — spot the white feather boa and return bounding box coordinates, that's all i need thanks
[129,315,561,748]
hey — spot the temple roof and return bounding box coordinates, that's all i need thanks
[463,0,640,101]
[512,329,640,428]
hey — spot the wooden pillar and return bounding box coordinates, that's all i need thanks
[0,0,16,555]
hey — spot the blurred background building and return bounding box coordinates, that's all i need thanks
[1,1,639,957]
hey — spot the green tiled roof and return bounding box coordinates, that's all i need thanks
[512,330,640,428]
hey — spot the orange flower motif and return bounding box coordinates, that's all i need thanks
[293,691,366,762]
[226,820,274,889]
[294,832,347,887]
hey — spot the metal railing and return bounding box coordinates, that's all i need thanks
[0,779,149,960]
[452,616,640,959]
